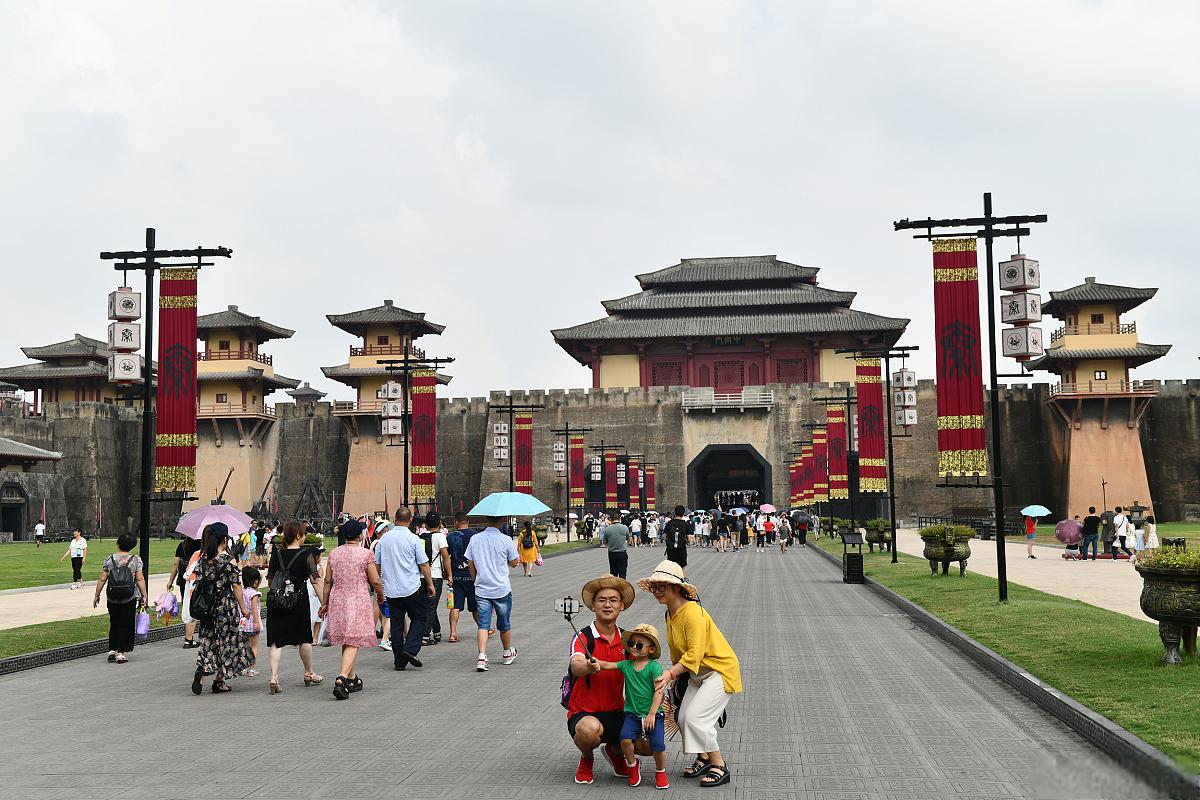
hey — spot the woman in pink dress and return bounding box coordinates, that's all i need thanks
[318,520,385,700]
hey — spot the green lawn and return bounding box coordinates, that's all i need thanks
[0,613,177,660]
[540,538,594,557]
[0,539,182,591]
[816,537,1200,772]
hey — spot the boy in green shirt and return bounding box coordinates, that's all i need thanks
[594,622,669,789]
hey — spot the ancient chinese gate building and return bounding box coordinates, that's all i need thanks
[551,255,908,391]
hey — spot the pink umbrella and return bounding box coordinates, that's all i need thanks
[759,503,777,513]
[1054,518,1083,545]
[175,503,253,540]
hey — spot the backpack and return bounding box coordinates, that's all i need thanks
[189,560,218,627]
[266,549,305,613]
[522,530,535,549]
[560,626,611,709]
[447,530,473,577]
[106,553,138,604]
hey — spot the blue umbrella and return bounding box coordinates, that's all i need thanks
[468,492,552,517]
[731,507,750,514]
[1021,504,1052,518]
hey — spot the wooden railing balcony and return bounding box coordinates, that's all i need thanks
[198,350,273,366]
[1050,322,1136,343]
[332,399,385,415]
[682,387,775,412]
[1047,380,1158,398]
[349,344,426,359]
[197,403,276,418]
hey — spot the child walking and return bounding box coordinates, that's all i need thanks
[240,565,263,677]
[594,623,670,790]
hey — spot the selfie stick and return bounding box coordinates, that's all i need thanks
[559,596,593,659]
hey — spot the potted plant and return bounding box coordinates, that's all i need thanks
[1134,546,1200,665]
[918,524,974,576]
[533,521,550,547]
[864,518,891,553]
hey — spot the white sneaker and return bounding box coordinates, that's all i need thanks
[501,648,517,665]
[476,655,489,672]
[378,639,393,652]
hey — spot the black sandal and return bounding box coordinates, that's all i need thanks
[700,765,730,787]
[211,680,231,694]
[682,757,712,778]
[333,676,350,701]
[191,669,203,695]
[348,676,363,693]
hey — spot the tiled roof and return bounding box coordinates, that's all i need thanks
[321,364,453,387]
[197,368,301,390]
[636,256,819,288]
[1042,277,1157,318]
[1027,343,1171,372]
[21,334,108,362]
[326,300,446,337]
[0,436,62,462]
[602,285,855,314]
[287,381,326,400]
[552,307,908,342]
[0,380,18,393]
[0,361,109,380]
[197,306,294,341]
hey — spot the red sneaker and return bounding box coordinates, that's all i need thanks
[655,770,670,790]
[604,744,630,777]
[627,760,642,787]
[575,756,594,785]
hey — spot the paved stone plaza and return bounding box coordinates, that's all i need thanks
[0,545,1161,800]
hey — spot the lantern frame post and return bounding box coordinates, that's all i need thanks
[893,193,1048,602]
[550,422,594,541]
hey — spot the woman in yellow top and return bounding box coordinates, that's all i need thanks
[516,520,540,577]
[638,559,741,788]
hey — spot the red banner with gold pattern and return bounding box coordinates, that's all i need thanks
[933,239,988,476]
[645,465,656,511]
[568,435,585,508]
[855,358,887,493]
[801,444,814,505]
[812,426,829,503]
[604,449,618,507]
[789,455,800,506]
[410,370,437,503]
[514,412,533,494]
[827,404,849,499]
[628,457,641,511]
[154,268,198,492]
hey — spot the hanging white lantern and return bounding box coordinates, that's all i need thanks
[107,353,142,384]
[107,287,142,322]
[107,322,141,352]
[892,388,917,408]
[382,381,404,400]
[1002,326,1044,361]
[381,418,405,436]
[493,447,509,461]
[999,254,1041,291]
[381,400,405,419]
[894,408,917,427]
[892,368,916,388]
[493,422,509,435]
[1001,292,1042,325]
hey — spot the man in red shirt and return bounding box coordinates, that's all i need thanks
[567,574,635,785]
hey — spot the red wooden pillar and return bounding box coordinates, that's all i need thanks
[761,337,774,385]
[685,341,696,387]
[636,343,647,389]
[588,344,601,389]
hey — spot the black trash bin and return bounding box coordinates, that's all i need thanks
[843,531,865,584]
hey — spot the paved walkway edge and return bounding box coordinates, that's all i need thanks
[0,542,597,677]
[0,621,188,677]
[809,544,1200,800]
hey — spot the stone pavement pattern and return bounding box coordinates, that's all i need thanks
[892,528,1149,621]
[0,544,1161,799]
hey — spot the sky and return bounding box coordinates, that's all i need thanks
[1,1,1196,400]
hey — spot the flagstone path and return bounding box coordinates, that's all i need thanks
[0,543,1161,799]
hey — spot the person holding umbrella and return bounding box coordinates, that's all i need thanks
[465,492,548,671]
[1021,505,1052,560]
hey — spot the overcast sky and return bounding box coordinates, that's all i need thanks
[2,1,1196,400]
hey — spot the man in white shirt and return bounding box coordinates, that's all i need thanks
[34,521,45,547]
[374,507,436,670]
[1112,506,1134,559]
[465,516,519,672]
[418,512,452,646]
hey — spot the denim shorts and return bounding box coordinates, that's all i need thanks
[619,711,665,753]
[476,592,513,633]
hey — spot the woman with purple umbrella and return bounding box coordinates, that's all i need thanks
[192,523,251,694]
[1056,517,1084,561]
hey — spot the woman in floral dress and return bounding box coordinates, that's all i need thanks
[192,523,251,694]
[319,519,385,700]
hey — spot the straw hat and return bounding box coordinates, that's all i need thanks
[621,623,662,659]
[581,574,635,609]
[636,560,698,600]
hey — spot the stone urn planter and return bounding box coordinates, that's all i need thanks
[919,524,974,576]
[1135,564,1200,665]
[864,520,891,553]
